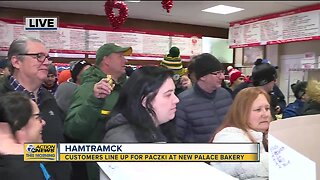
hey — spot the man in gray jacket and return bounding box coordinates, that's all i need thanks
[175,53,232,142]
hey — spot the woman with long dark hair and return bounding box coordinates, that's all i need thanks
[103,66,179,142]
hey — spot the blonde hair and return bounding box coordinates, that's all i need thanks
[210,87,270,143]
[306,80,320,103]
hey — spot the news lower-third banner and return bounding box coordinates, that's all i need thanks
[24,143,260,162]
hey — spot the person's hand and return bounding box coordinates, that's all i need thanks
[180,75,192,89]
[93,77,114,99]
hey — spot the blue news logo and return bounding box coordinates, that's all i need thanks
[24,144,57,161]
[26,144,36,153]
[24,17,58,31]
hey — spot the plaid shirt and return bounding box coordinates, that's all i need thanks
[9,76,42,106]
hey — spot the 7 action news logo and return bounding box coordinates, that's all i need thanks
[24,144,57,161]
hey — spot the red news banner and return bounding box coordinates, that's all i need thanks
[229,4,320,48]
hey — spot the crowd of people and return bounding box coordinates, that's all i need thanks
[0,36,319,180]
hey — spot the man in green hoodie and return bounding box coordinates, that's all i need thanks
[64,43,132,180]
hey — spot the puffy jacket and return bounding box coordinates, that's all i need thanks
[103,113,167,143]
[64,66,126,180]
[64,66,126,142]
[175,83,232,142]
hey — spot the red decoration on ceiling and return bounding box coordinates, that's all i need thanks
[161,0,173,13]
[104,0,129,29]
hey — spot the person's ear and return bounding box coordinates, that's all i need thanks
[199,75,207,81]
[11,56,21,70]
[141,96,147,108]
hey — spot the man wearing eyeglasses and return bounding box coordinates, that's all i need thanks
[175,53,232,143]
[0,36,71,180]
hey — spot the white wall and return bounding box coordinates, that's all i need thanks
[275,40,320,103]
[202,37,233,63]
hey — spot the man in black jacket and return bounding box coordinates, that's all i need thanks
[0,36,71,180]
[232,59,286,120]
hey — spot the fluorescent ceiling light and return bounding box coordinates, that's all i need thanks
[202,5,244,15]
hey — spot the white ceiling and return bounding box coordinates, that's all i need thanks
[0,1,319,28]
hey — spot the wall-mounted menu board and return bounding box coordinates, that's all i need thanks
[229,4,320,48]
[0,18,202,60]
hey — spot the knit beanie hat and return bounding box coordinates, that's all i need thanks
[71,60,92,83]
[160,46,183,70]
[227,66,244,85]
[291,81,307,99]
[95,43,132,65]
[57,69,71,84]
[194,53,223,80]
[48,64,57,76]
[251,59,277,86]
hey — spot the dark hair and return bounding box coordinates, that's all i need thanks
[0,92,33,134]
[111,66,174,140]
[291,81,307,99]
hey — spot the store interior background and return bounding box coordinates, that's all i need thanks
[0,1,320,103]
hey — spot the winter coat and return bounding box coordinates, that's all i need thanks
[54,80,78,116]
[0,155,48,180]
[283,99,306,118]
[175,83,232,142]
[0,76,71,180]
[42,83,59,95]
[303,101,320,115]
[64,66,126,142]
[64,66,126,180]
[103,113,167,143]
[210,127,268,180]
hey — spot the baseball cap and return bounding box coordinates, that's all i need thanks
[95,43,132,65]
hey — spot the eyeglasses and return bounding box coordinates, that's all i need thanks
[210,70,224,76]
[18,53,51,63]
